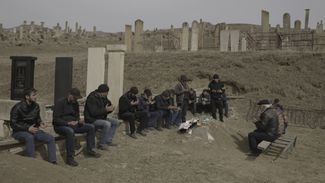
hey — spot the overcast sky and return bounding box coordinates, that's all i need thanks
[0,0,324,32]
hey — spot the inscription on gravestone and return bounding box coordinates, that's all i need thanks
[10,56,37,100]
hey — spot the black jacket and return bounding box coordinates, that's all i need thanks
[208,80,225,100]
[84,91,112,123]
[118,92,137,115]
[52,98,80,127]
[155,95,170,111]
[255,107,279,137]
[10,100,42,133]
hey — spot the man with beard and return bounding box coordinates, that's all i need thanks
[10,88,57,164]
[53,88,101,167]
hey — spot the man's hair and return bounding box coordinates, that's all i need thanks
[144,88,152,97]
[129,87,139,95]
[24,88,37,98]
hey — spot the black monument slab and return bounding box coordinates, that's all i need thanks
[10,56,37,100]
[54,57,73,104]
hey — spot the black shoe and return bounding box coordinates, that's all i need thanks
[136,131,147,136]
[87,150,101,158]
[98,144,109,151]
[107,142,118,146]
[155,127,163,131]
[51,161,58,165]
[67,158,79,167]
[129,133,137,139]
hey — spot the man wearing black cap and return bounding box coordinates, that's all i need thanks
[118,87,148,139]
[174,75,191,122]
[10,88,57,164]
[248,99,279,156]
[53,88,101,166]
[208,74,225,122]
[84,84,119,150]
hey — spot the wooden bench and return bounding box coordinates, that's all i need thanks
[257,135,297,159]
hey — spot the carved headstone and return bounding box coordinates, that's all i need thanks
[124,25,132,52]
[134,19,144,52]
[305,9,310,31]
[261,10,270,32]
[294,20,301,32]
[190,20,199,51]
[54,57,73,104]
[181,22,189,51]
[283,13,291,33]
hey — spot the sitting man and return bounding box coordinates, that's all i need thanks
[84,84,119,150]
[138,88,162,131]
[118,87,148,139]
[53,88,100,167]
[248,99,279,156]
[197,89,211,114]
[10,88,57,164]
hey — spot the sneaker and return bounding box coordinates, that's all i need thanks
[98,144,109,151]
[107,142,118,146]
[87,150,101,158]
[67,158,79,167]
[220,119,224,122]
[136,131,147,136]
[51,161,58,165]
[129,133,137,139]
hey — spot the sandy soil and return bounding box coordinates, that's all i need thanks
[0,44,325,182]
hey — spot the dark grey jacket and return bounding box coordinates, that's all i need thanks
[174,82,189,104]
[255,107,279,137]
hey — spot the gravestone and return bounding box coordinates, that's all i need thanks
[54,57,73,104]
[181,22,189,51]
[230,30,240,52]
[190,20,199,51]
[106,44,126,108]
[294,20,301,32]
[241,37,247,51]
[220,30,230,52]
[86,48,106,95]
[305,9,310,31]
[283,13,291,33]
[10,56,37,100]
[261,10,270,32]
[134,19,144,52]
[125,25,132,52]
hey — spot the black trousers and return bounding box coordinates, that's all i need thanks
[248,130,277,153]
[178,99,189,122]
[119,111,148,134]
[223,100,229,117]
[211,99,223,121]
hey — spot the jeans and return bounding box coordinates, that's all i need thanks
[12,130,56,163]
[248,130,277,153]
[170,110,182,125]
[93,117,118,145]
[147,111,161,128]
[119,111,148,134]
[54,123,95,159]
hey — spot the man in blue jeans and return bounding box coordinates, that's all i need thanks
[84,84,119,150]
[10,88,57,164]
[53,88,101,167]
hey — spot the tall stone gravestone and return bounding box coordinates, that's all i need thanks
[86,48,106,95]
[54,57,73,104]
[10,56,37,100]
[190,21,199,51]
[220,30,230,52]
[230,30,240,52]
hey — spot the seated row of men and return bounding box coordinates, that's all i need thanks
[9,73,228,166]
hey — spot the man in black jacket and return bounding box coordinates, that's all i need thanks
[84,84,119,150]
[118,87,148,139]
[174,75,191,122]
[10,88,57,164]
[248,99,279,156]
[53,88,100,166]
[208,74,225,122]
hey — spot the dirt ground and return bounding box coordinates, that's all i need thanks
[0,45,325,183]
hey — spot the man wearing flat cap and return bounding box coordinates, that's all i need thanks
[248,99,279,156]
[53,88,101,166]
[84,84,119,150]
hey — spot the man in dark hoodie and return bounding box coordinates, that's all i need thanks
[10,88,57,164]
[118,87,148,139]
[84,84,119,150]
[53,88,100,167]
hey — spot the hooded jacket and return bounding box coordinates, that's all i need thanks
[84,91,112,123]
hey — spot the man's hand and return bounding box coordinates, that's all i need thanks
[211,89,217,93]
[68,121,78,126]
[131,100,138,106]
[28,125,39,134]
[79,118,85,124]
[106,105,115,112]
[40,122,47,129]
